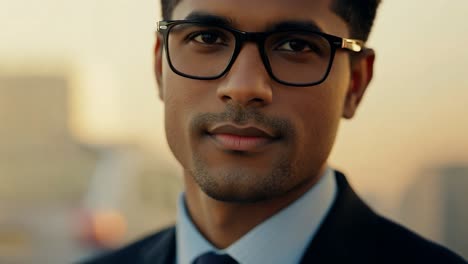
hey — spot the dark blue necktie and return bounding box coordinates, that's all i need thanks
[193,252,239,264]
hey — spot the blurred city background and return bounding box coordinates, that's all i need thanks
[1,0,467,263]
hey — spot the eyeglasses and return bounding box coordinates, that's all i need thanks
[157,20,364,87]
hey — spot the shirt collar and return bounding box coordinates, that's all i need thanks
[176,168,337,264]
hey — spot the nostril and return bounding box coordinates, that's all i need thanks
[221,95,231,102]
[251,98,264,103]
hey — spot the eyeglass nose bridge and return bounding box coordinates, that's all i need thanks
[237,31,267,43]
[228,31,272,78]
[234,31,269,56]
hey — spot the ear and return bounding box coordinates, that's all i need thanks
[343,49,375,119]
[154,34,164,101]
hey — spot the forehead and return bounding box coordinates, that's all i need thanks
[172,0,349,37]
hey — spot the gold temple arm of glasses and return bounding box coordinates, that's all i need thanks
[342,38,364,52]
[157,21,167,31]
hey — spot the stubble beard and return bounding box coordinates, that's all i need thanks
[190,152,301,203]
[186,103,313,203]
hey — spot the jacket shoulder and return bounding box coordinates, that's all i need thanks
[78,226,175,264]
[371,215,466,263]
[302,171,467,263]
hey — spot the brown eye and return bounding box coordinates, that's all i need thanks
[277,39,312,52]
[192,32,224,45]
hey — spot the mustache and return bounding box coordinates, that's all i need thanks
[190,103,294,138]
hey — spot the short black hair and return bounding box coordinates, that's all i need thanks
[160,0,381,41]
[331,0,381,41]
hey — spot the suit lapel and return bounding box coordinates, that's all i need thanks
[299,171,379,263]
[136,173,377,264]
[141,227,176,264]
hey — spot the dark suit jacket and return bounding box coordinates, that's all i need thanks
[81,171,467,264]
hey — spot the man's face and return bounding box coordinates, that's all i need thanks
[156,0,368,202]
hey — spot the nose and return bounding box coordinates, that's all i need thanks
[216,43,273,107]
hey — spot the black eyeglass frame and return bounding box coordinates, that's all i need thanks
[157,20,364,87]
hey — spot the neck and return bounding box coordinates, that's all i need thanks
[183,166,327,249]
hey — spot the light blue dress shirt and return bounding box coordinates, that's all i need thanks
[176,168,337,264]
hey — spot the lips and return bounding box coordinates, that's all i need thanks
[206,124,278,152]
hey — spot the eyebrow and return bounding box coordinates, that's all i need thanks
[268,21,324,33]
[184,12,324,33]
[185,12,233,27]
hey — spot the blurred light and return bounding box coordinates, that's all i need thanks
[76,209,127,249]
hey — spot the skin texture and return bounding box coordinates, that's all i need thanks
[155,0,375,248]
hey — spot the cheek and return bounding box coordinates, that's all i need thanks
[294,92,340,158]
[281,59,350,169]
[162,73,199,166]
[162,65,218,166]
[164,91,186,165]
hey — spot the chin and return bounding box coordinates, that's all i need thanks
[190,156,303,203]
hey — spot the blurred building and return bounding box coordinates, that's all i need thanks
[0,74,181,263]
[399,165,468,259]
[0,74,98,204]
[0,74,99,263]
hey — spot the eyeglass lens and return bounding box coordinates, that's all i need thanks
[166,23,333,85]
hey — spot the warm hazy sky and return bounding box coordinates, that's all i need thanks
[1,0,467,216]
